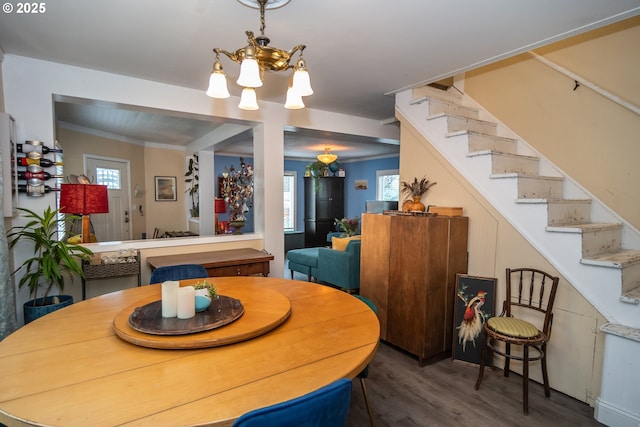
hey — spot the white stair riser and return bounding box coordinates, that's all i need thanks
[428,99,479,120]
[412,86,462,104]
[491,154,539,175]
[447,116,497,135]
[467,133,518,154]
[547,201,592,226]
[517,177,564,199]
[582,227,622,258]
[622,262,640,294]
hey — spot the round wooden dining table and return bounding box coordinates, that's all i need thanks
[0,277,380,427]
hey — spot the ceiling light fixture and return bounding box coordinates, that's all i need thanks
[206,0,313,111]
[317,147,337,165]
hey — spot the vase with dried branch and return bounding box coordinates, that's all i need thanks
[401,176,437,212]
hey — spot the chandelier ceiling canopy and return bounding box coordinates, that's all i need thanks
[206,0,313,110]
[317,147,338,165]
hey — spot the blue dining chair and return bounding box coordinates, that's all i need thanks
[232,378,352,427]
[149,264,208,284]
[354,294,377,427]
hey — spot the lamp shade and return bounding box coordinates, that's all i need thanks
[292,62,313,97]
[284,86,305,110]
[60,184,109,214]
[317,148,338,165]
[215,198,227,214]
[236,46,263,88]
[206,71,230,99]
[239,88,259,110]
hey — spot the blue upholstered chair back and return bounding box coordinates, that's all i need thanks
[232,378,352,427]
[149,264,208,284]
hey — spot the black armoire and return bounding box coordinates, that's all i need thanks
[304,176,344,247]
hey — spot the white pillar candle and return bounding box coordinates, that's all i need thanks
[161,281,180,318]
[177,286,196,319]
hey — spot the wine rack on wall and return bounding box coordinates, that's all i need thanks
[15,140,63,198]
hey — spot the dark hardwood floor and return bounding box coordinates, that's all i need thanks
[283,259,602,427]
[345,341,602,427]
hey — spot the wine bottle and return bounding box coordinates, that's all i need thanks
[17,170,64,181]
[17,141,63,154]
[18,184,61,196]
[17,157,63,167]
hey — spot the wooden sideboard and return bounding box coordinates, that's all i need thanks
[147,248,274,279]
[360,213,468,365]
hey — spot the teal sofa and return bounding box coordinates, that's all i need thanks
[287,247,320,282]
[317,239,361,293]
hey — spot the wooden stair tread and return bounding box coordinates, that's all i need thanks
[582,249,640,268]
[491,173,564,180]
[467,150,539,160]
[547,222,623,233]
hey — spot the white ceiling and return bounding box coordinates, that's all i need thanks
[1,0,639,160]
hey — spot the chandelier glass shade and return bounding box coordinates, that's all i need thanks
[317,147,338,165]
[206,0,313,110]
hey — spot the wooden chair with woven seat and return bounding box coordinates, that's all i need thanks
[475,267,559,414]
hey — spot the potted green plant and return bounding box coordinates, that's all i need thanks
[7,206,94,323]
[307,160,327,177]
[185,153,199,217]
[401,176,437,212]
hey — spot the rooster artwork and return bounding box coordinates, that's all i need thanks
[457,289,489,351]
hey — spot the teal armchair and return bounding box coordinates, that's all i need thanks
[317,240,361,292]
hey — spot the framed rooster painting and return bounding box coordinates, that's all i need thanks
[452,274,497,365]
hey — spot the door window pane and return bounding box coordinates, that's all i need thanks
[96,167,121,189]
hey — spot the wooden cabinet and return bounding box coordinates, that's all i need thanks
[304,177,344,247]
[360,213,468,365]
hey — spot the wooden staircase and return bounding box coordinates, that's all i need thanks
[396,85,640,328]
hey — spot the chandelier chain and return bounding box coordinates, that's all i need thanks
[259,0,267,35]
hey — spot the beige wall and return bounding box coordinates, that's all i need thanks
[143,145,188,235]
[56,128,193,239]
[56,127,148,239]
[399,118,605,404]
[463,16,640,230]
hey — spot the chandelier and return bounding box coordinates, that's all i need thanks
[317,147,337,165]
[206,0,313,110]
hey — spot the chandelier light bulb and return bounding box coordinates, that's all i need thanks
[239,88,259,110]
[237,45,263,88]
[291,57,313,96]
[206,61,230,98]
[284,86,305,109]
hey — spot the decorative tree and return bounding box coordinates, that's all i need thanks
[222,158,254,221]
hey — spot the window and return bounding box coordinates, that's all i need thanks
[96,167,121,189]
[376,169,399,201]
[284,171,296,230]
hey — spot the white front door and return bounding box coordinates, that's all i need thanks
[85,156,131,242]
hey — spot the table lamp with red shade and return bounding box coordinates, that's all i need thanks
[60,184,109,243]
[215,197,227,234]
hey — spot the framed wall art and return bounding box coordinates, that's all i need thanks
[354,179,368,190]
[154,176,177,201]
[452,274,497,365]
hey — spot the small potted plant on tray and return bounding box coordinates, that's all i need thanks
[7,206,93,323]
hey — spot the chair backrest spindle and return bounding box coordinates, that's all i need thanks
[506,268,559,338]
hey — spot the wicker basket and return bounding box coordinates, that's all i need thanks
[83,251,140,280]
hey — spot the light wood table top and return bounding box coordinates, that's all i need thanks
[0,277,379,427]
